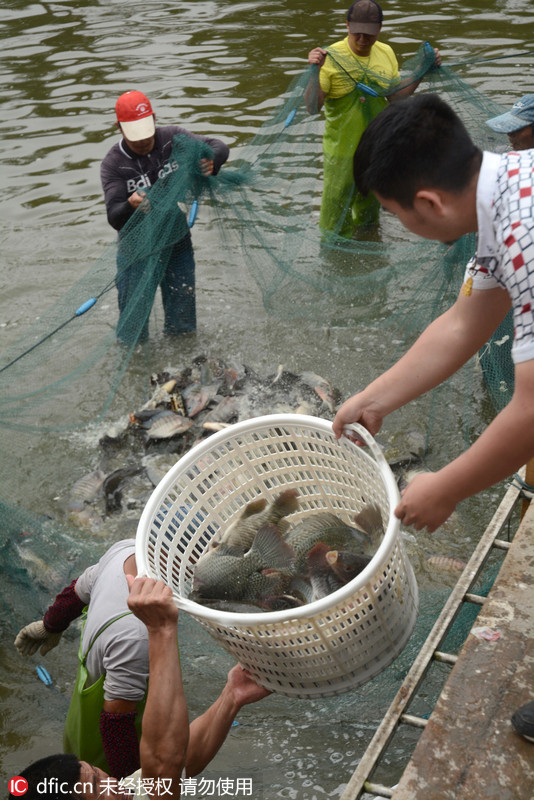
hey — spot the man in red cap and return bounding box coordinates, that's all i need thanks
[101,90,229,341]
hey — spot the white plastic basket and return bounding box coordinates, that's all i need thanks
[136,414,418,698]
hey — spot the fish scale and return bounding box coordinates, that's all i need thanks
[218,489,299,550]
[285,512,371,574]
[144,411,193,440]
[191,523,295,601]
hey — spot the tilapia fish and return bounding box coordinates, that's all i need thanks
[141,379,177,410]
[216,489,300,551]
[103,465,145,513]
[182,382,221,417]
[298,371,339,414]
[191,523,295,601]
[327,548,371,584]
[191,509,376,610]
[67,468,107,511]
[427,555,467,572]
[352,503,385,557]
[187,596,266,614]
[304,543,372,602]
[285,511,371,574]
[306,542,347,603]
[143,410,193,440]
[201,395,240,425]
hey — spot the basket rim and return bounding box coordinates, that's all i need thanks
[136,413,402,626]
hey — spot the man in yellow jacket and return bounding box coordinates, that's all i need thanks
[308,0,439,237]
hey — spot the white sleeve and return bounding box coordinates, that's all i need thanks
[74,563,99,604]
[464,255,501,291]
[102,619,150,702]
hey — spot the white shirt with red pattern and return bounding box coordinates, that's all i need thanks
[464,149,534,364]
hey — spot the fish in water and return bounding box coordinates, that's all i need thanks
[15,540,67,592]
[182,381,221,417]
[216,489,300,551]
[123,357,342,459]
[202,421,232,432]
[284,511,371,574]
[201,395,240,426]
[298,371,339,414]
[396,467,429,495]
[129,407,165,426]
[103,465,145,513]
[143,410,194,440]
[427,555,467,573]
[67,468,107,512]
[191,523,295,601]
[141,378,177,410]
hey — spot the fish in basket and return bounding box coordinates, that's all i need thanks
[135,414,418,699]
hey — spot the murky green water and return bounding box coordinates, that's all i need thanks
[0,0,533,794]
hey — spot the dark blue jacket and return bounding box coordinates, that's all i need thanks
[100,125,229,231]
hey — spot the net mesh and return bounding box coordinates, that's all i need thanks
[0,46,514,677]
[0,46,513,431]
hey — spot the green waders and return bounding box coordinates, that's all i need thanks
[319,88,387,237]
[63,610,145,772]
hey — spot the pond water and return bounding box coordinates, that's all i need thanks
[1,0,533,795]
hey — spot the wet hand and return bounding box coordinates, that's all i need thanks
[126,575,179,631]
[226,664,272,707]
[394,471,456,532]
[433,48,442,67]
[200,158,214,176]
[308,47,327,66]
[128,190,150,212]
[331,394,384,441]
[14,620,63,657]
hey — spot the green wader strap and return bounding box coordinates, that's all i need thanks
[63,608,146,772]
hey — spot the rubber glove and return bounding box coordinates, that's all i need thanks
[14,620,63,657]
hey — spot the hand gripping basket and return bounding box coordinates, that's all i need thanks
[136,414,418,698]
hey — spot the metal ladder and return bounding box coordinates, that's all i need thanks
[339,468,524,800]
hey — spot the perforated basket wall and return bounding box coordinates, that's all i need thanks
[136,414,418,698]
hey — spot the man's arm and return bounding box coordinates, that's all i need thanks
[396,357,534,530]
[174,128,229,176]
[185,665,271,777]
[100,155,137,231]
[332,284,511,440]
[332,283,530,532]
[98,622,150,778]
[14,578,86,657]
[388,48,441,101]
[126,576,188,798]
[197,135,229,175]
[100,703,140,779]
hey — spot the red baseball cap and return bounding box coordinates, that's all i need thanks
[115,91,155,141]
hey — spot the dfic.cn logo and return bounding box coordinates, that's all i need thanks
[9,777,28,796]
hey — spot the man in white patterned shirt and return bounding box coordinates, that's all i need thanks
[332,93,534,534]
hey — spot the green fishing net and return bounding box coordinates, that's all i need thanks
[0,44,512,433]
[0,44,515,685]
